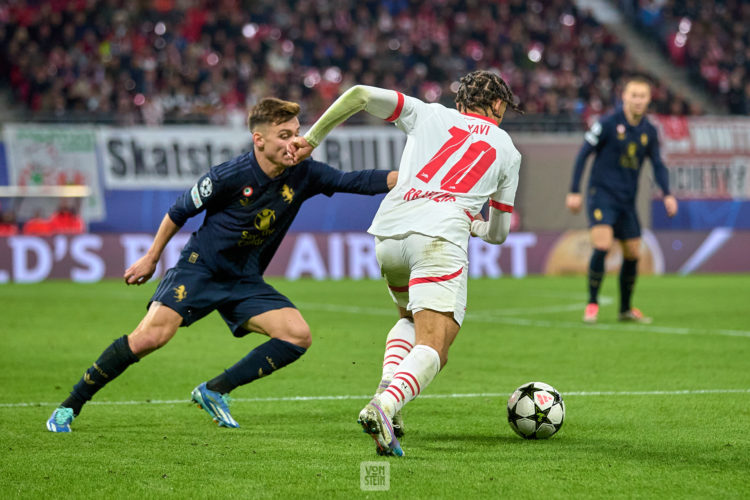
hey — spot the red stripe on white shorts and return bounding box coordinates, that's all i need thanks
[408,267,463,287]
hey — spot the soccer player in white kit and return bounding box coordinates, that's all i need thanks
[290,70,523,456]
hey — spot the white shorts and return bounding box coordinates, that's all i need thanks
[375,233,468,325]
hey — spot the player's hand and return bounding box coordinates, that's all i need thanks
[468,211,484,237]
[386,171,398,189]
[566,193,582,214]
[289,137,314,163]
[124,255,158,285]
[664,195,678,218]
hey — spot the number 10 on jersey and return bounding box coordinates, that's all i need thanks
[416,126,496,193]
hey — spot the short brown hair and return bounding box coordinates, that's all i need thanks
[624,75,653,88]
[455,70,523,119]
[248,98,301,131]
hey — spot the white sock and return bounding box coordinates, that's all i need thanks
[378,344,440,417]
[376,318,415,394]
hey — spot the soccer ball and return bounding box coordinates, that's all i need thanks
[507,381,565,439]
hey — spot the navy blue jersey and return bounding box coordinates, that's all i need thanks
[168,150,390,277]
[570,108,670,205]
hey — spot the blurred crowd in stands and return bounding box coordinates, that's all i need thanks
[620,0,750,115]
[1,0,708,130]
[0,200,84,236]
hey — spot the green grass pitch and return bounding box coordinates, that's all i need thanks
[1,274,749,498]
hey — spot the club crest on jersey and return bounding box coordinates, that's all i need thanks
[280,184,294,204]
[641,133,648,146]
[616,123,626,140]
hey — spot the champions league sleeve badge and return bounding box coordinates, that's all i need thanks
[200,177,213,198]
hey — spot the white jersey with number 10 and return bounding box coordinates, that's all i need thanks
[367,92,522,251]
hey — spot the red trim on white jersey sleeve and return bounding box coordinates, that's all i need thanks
[385,92,405,122]
[489,199,514,213]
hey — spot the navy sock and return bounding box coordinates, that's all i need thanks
[63,335,139,415]
[588,249,607,304]
[206,338,307,394]
[620,258,638,313]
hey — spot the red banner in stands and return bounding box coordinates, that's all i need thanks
[653,115,750,200]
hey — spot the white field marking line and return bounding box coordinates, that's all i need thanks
[297,297,613,318]
[5,388,750,409]
[470,315,750,338]
[478,296,614,316]
[297,302,750,338]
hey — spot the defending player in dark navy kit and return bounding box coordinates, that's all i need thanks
[47,97,397,432]
[566,76,678,324]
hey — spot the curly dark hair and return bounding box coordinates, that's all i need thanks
[248,98,301,131]
[455,70,523,121]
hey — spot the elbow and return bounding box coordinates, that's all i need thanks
[485,232,508,245]
[344,85,369,108]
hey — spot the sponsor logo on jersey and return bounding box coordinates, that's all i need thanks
[238,208,277,247]
[280,184,294,204]
[173,285,187,302]
[620,142,639,169]
[254,209,276,232]
[403,188,456,203]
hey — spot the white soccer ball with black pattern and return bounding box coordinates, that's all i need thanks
[507,381,565,439]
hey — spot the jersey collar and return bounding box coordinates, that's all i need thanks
[461,111,498,126]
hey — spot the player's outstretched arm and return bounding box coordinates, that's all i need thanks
[290,85,401,163]
[124,214,180,285]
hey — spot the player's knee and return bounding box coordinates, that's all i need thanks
[284,324,312,349]
[623,247,640,260]
[129,325,174,355]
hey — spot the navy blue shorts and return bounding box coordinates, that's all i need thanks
[586,191,641,240]
[149,263,295,337]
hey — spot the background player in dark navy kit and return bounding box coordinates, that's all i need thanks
[566,77,678,324]
[47,98,397,432]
